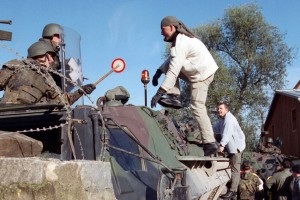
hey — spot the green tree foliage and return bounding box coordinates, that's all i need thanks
[194,4,293,115]
[194,4,293,150]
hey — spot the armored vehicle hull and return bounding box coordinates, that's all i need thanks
[0,102,230,200]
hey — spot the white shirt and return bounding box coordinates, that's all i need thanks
[213,111,246,153]
[159,33,219,91]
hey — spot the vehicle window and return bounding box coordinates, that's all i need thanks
[108,128,142,171]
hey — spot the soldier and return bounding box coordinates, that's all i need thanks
[0,41,95,105]
[265,158,293,200]
[238,161,263,200]
[39,23,62,70]
[260,137,282,154]
[39,23,63,88]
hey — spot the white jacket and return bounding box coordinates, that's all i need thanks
[159,33,218,91]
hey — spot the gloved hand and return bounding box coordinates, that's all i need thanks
[79,84,96,95]
[151,88,165,108]
[152,69,162,86]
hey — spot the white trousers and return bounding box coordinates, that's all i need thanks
[190,75,215,143]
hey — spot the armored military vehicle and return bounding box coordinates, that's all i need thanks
[0,25,231,200]
[242,135,289,182]
[243,151,285,182]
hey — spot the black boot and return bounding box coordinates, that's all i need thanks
[158,94,182,109]
[220,191,236,199]
[203,142,218,156]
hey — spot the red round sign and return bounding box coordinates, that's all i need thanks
[111,58,126,73]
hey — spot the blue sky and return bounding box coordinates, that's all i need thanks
[1,0,299,108]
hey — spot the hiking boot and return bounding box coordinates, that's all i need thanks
[203,142,218,156]
[158,94,182,109]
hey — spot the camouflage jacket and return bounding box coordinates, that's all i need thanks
[239,172,261,199]
[260,145,282,154]
[0,59,81,105]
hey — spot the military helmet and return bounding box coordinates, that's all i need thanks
[27,41,55,58]
[266,137,273,143]
[42,23,62,38]
[241,160,252,171]
[105,86,130,105]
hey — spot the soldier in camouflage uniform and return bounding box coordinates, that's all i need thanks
[238,161,263,200]
[39,23,62,70]
[266,158,293,200]
[259,137,282,154]
[38,23,63,88]
[0,41,95,105]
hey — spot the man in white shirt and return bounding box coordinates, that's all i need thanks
[151,16,219,156]
[213,102,246,199]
